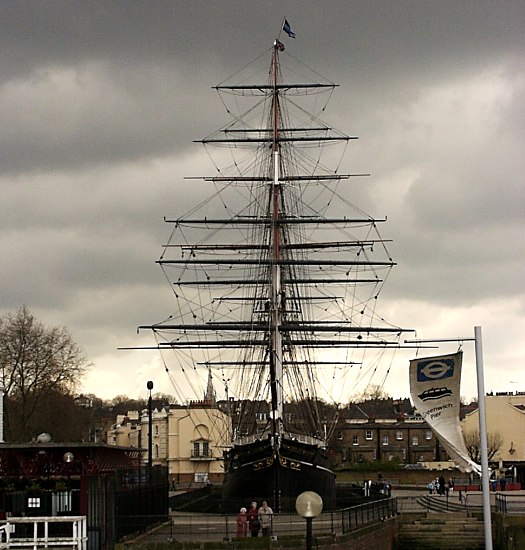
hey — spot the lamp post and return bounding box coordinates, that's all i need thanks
[0,386,4,443]
[63,451,74,512]
[295,491,323,550]
[147,380,153,468]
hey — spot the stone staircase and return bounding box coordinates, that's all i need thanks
[397,512,485,549]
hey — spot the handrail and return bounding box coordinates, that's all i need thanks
[0,516,87,549]
[167,498,397,540]
[495,493,525,515]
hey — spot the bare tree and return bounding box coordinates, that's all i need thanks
[0,306,90,441]
[355,384,390,402]
[463,429,503,462]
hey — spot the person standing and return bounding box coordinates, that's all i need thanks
[438,475,446,495]
[258,501,273,537]
[247,501,260,537]
[236,507,247,537]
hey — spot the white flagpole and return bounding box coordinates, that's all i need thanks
[474,326,493,550]
[406,327,493,549]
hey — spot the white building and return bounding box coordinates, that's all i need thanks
[108,401,231,485]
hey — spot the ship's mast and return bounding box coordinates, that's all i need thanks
[269,40,284,512]
[270,41,284,450]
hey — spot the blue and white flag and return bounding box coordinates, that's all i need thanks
[409,352,481,474]
[283,19,296,38]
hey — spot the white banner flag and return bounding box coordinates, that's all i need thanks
[409,352,481,474]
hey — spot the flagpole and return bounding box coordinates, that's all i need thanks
[276,16,286,41]
[474,326,493,550]
[405,328,493,550]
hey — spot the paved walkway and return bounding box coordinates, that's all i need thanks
[125,488,525,547]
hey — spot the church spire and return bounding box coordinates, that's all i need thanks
[204,366,216,405]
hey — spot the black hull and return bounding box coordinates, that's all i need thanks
[223,436,336,511]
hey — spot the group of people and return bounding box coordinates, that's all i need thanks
[490,472,507,491]
[427,475,454,495]
[236,500,273,537]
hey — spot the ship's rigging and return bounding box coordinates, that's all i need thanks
[131,38,416,510]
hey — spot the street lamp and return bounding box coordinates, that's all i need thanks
[63,452,75,512]
[63,452,74,463]
[295,491,323,550]
[147,380,153,468]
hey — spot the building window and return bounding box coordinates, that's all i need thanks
[27,497,41,508]
[425,430,432,440]
[155,425,159,437]
[352,435,359,446]
[365,430,373,440]
[193,440,210,458]
[382,435,389,446]
[412,436,419,446]
[53,491,71,513]
[396,430,403,440]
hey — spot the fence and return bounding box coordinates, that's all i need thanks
[0,516,87,549]
[165,498,397,542]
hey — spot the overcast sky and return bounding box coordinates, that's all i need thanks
[1,1,524,403]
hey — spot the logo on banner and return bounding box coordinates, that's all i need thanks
[417,387,453,402]
[416,357,455,382]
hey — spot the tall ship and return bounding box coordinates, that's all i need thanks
[139,31,412,511]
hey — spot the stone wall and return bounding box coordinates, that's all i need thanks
[493,513,525,550]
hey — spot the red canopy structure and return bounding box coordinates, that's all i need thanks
[0,442,142,478]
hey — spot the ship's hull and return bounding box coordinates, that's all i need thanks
[223,435,336,511]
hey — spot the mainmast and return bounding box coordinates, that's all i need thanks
[269,42,284,448]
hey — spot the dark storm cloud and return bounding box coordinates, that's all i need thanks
[2,1,523,175]
[1,1,523,399]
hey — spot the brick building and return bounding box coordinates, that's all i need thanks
[331,398,442,466]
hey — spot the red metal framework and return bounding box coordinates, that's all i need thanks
[0,443,142,478]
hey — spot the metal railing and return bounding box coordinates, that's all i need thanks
[163,498,397,542]
[0,516,87,549]
[341,498,397,533]
[495,493,525,515]
[396,493,484,514]
[397,491,525,515]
